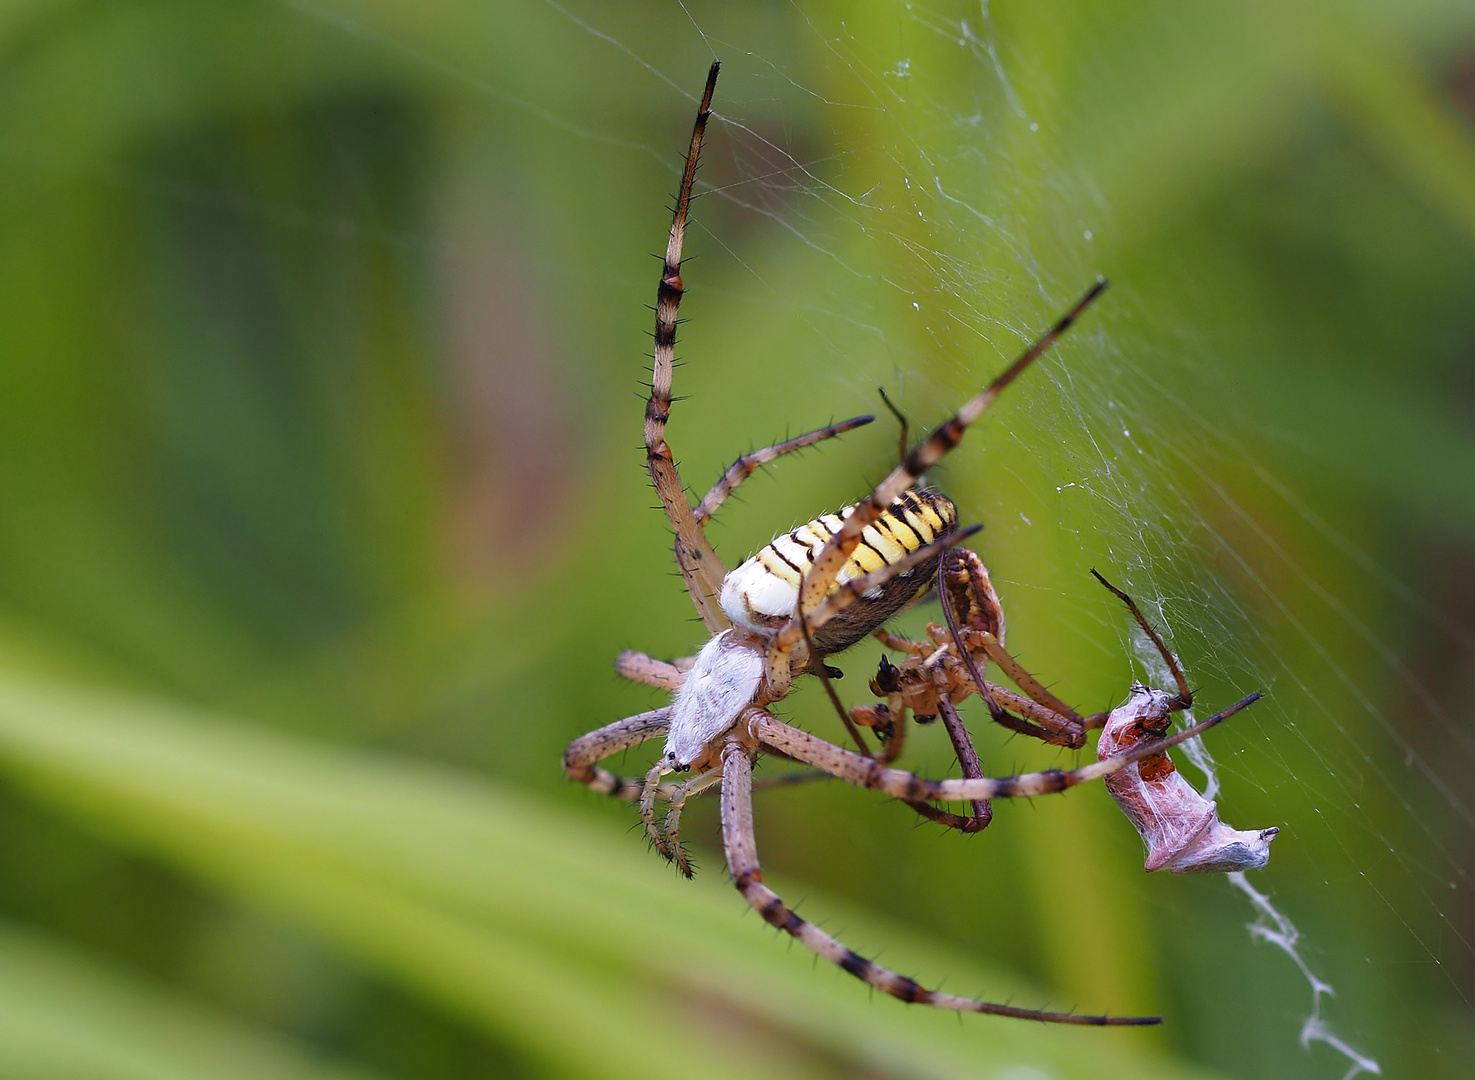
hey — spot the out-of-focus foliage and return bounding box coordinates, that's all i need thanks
[0,2,1472,1078]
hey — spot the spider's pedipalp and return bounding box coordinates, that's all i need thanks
[640,760,677,862]
[661,767,724,877]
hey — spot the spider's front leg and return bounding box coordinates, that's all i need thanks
[563,708,672,800]
[764,280,1110,699]
[748,695,1260,805]
[643,62,729,632]
[719,714,1155,1024]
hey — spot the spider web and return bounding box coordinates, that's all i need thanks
[266,1,1469,1075]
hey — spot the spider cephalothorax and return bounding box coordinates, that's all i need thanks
[562,62,1273,1025]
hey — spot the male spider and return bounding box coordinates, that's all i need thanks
[563,62,1266,1025]
[868,562,1279,873]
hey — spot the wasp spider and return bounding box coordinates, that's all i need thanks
[563,63,1265,1025]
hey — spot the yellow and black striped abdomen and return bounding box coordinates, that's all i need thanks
[719,490,959,654]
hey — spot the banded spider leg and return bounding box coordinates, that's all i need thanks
[643,62,728,633]
[566,671,1261,1021]
[762,276,1109,704]
[718,692,1261,1024]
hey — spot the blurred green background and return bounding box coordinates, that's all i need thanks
[0,1,1473,1077]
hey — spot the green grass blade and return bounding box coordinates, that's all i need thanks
[0,919,387,1080]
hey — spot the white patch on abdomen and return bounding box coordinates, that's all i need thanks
[663,630,765,768]
[720,558,798,632]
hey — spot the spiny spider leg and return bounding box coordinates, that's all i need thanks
[875,628,929,656]
[645,61,729,632]
[766,279,1110,697]
[656,693,911,868]
[905,797,992,832]
[979,684,1083,743]
[933,548,1024,758]
[557,702,718,871]
[868,546,1084,746]
[640,761,675,859]
[922,660,992,830]
[1090,569,1193,708]
[661,768,725,877]
[746,686,911,794]
[798,525,983,646]
[888,689,991,833]
[563,708,672,799]
[719,733,1155,1024]
[612,646,888,799]
[749,691,1260,803]
[614,650,687,691]
[970,632,1086,733]
[871,567,995,829]
[694,415,875,525]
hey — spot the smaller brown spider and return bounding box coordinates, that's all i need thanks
[860,560,1278,870]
